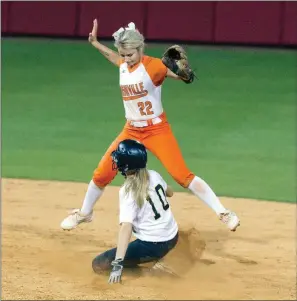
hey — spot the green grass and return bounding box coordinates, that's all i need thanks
[2,38,296,202]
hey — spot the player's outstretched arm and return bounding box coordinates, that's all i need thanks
[108,222,132,284]
[88,19,120,66]
[166,68,183,80]
[115,222,133,259]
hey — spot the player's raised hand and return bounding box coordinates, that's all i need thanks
[88,19,98,43]
[87,18,120,66]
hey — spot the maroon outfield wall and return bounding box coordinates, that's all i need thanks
[1,1,296,46]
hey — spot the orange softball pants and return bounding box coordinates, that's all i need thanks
[92,114,195,188]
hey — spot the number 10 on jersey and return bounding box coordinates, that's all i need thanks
[147,184,169,220]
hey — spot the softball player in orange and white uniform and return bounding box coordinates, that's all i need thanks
[61,20,240,232]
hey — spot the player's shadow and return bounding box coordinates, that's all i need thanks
[198,229,259,266]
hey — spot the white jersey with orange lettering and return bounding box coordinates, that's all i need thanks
[119,170,178,242]
[118,56,168,121]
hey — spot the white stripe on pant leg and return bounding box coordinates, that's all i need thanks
[188,176,226,215]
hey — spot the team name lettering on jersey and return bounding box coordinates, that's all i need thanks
[120,82,148,101]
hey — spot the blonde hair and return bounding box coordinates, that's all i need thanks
[113,23,145,50]
[124,168,150,208]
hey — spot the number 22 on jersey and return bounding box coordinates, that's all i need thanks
[138,101,154,116]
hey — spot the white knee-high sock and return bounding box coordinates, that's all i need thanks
[80,180,104,215]
[188,176,226,215]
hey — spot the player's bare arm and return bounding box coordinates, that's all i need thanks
[115,222,133,259]
[166,185,174,197]
[88,19,120,66]
[166,68,183,80]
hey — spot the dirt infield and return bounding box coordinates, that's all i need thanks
[2,178,296,300]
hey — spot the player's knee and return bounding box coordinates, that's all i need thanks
[172,172,195,188]
[92,256,110,274]
[92,169,116,188]
[92,175,108,189]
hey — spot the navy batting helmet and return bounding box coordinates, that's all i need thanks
[111,139,147,176]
